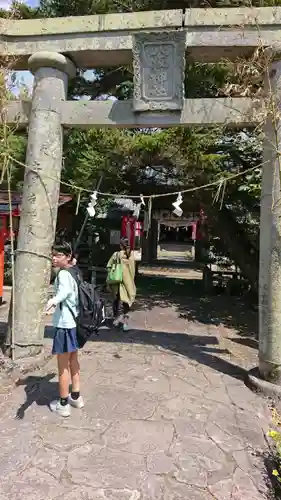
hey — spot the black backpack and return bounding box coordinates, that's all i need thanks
[59,266,105,348]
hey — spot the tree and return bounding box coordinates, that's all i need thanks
[62,125,221,200]
[1,133,27,189]
[37,0,281,17]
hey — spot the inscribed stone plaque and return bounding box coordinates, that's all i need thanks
[133,31,186,112]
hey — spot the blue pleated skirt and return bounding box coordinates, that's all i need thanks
[52,327,78,354]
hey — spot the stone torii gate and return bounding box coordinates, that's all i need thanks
[2,7,281,385]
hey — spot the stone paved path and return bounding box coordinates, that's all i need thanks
[0,299,273,500]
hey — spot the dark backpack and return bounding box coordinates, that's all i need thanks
[59,266,105,348]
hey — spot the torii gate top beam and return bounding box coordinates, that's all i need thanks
[2,7,281,69]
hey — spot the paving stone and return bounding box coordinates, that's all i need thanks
[92,364,172,394]
[209,468,267,500]
[174,367,212,389]
[146,452,176,474]
[234,411,269,448]
[134,371,171,394]
[174,418,210,438]
[39,421,105,450]
[208,477,234,499]
[140,475,167,500]
[232,449,265,490]
[86,370,137,391]
[153,394,213,420]
[84,387,160,420]
[168,375,205,396]
[79,356,99,380]
[68,444,146,489]
[0,424,41,479]
[204,386,231,405]
[31,447,66,480]
[173,458,209,488]
[93,352,148,372]
[206,421,245,453]
[164,478,215,500]
[141,476,214,500]
[171,435,235,488]
[0,303,272,500]
[64,486,142,500]
[232,465,268,499]
[103,420,174,454]
[0,467,69,500]
[210,405,267,448]
[225,383,269,414]
[146,353,190,373]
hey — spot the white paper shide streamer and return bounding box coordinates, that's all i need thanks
[172,193,183,217]
[87,191,98,217]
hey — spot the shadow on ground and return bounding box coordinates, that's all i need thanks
[14,372,57,419]
[134,274,258,339]
[0,272,258,353]
[23,327,246,421]
[94,328,246,380]
[44,326,246,381]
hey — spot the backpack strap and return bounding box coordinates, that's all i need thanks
[64,301,77,324]
[65,265,83,285]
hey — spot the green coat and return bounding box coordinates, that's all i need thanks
[107,250,136,306]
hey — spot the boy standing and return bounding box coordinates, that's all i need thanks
[46,242,84,417]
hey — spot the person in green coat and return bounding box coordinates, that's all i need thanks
[107,237,136,331]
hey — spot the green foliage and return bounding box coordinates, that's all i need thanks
[238,168,261,199]
[36,0,281,17]
[63,127,131,194]
[62,124,226,206]
[38,0,185,17]
[0,132,26,189]
[185,63,230,98]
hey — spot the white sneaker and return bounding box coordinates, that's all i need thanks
[68,395,84,409]
[50,399,71,417]
[123,316,130,332]
[123,322,129,332]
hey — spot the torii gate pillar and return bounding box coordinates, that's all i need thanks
[12,52,76,358]
[259,48,281,383]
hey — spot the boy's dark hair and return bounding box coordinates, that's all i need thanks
[52,241,73,257]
